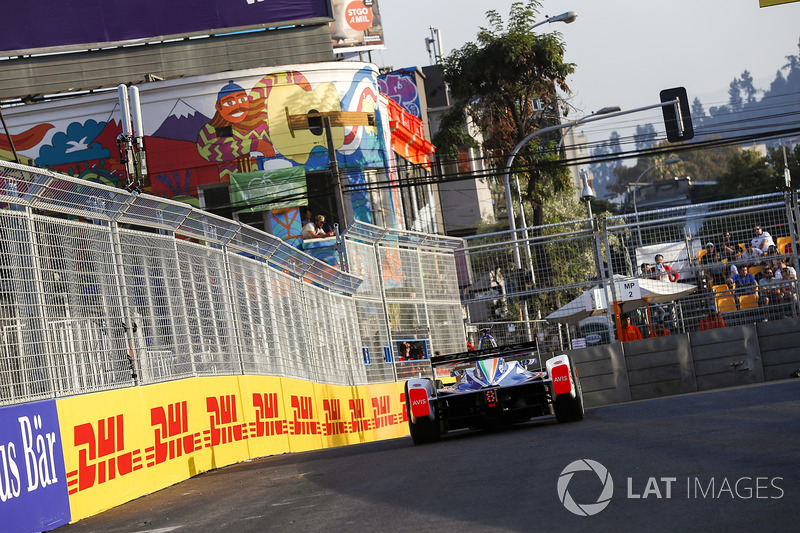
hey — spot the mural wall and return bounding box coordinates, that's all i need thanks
[2,62,393,233]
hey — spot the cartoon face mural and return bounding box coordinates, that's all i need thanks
[2,63,405,249]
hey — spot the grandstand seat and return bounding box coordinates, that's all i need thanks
[715,295,738,314]
[739,293,758,310]
[713,284,734,297]
[777,236,792,255]
[698,249,707,263]
[748,265,762,277]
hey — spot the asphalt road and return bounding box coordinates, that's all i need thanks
[57,380,800,533]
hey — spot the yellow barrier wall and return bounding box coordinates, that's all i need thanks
[56,376,408,521]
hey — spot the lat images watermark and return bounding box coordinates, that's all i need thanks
[558,459,785,516]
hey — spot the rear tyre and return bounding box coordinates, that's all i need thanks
[553,362,585,423]
[405,381,440,444]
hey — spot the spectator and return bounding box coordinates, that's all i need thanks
[754,261,770,282]
[779,268,798,313]
[640,263,654,279]
[614,313,643,343]
[751,225,775,252]
[701,244,724,286]
[302,214,334,240]
[731,266,758,295]
[774,258,796,280]
[300,207,313,226]
[652,322,671,337]
[699,308,726,330]
[466,338,476,352]
[723,263,739,283]
[758,266,781,314]
[653,254,680,282]
[741,242,763,265]
[721,231,739,261]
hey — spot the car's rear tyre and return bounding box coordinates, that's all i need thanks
[553,362,585,423]
[405,381,440,444]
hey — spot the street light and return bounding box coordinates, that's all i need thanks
[632,157,681,246]
[503,105,621,269]
[531,11,578,29]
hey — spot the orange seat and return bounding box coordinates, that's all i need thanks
[698,249,708,263]
[777,236,792,254]
[715,295,738,314]
[738,293,758,310]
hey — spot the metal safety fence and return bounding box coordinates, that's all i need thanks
[342,221,465,381]
[462,192,800,353]
[0,161,467,406]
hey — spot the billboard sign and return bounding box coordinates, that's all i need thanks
[0,400,71,532]
[0,0,331,54]
[330,0,385,53]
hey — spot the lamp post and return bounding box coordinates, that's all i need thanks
[632,157,681,246]
[503,106,620,270]
[531,11,578,29]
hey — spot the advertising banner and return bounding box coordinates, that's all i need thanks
[1,0,331,54]
[55,375,407,522]
[0,400,71,533]
[330,0,385,52]
[230,167,308,213]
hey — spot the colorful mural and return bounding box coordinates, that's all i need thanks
[378,68,421,118]
[1,62,439,266]
[3,63,392,226]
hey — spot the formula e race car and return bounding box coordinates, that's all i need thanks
[404,341,584,444]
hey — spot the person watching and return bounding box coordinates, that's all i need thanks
[614,313,643,343]
[653,254,680,282]
[302,214,335,240]
[751,225,775,252]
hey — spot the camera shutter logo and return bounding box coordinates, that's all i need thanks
[557,459,614,516]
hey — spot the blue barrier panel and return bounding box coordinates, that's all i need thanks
[0,399,71,532]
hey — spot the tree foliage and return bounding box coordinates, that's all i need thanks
[434,0,576,227]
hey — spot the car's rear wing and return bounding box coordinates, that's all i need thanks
[430,340,540,369]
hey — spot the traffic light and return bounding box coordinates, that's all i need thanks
[660,87,694,142]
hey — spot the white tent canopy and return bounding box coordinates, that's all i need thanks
[545,275,697,324]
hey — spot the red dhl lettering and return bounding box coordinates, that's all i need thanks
[147,401,201,467]
[204,395,247,446]
[67,414,143,495]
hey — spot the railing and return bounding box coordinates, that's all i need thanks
[0,161,466,406]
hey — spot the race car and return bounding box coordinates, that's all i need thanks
[404,341,584,444]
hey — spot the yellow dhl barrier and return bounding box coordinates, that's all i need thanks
[56,376,408,521]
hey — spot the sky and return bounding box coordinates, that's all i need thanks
[373,0,800,135]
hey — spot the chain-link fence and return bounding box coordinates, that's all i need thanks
[461,192,800,353]
[0,162,465,406]
[342,222,465,381]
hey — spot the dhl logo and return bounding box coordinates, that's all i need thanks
[290,395,320,435]
[204,395,247,447]
[349,398,372,432]
[250,392,287,437]
[67,414,142,495]
[322,398,347,435]
[371,395,397,429]
[146,401,202,468]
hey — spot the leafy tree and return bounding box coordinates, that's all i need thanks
[728,79,743,110]
[434,0,576,228]
[716,149,777,198]
[767,143,800,187]
[739,70,758,104]
[691,97,706,127]
[633,123,657,152]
